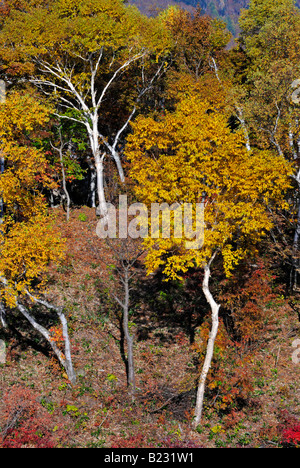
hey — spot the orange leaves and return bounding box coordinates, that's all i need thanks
[161,6,231,79]
[192,319,254,411]
[49,325,65,350]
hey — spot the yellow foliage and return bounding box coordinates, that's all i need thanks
[126,94,292,279]
[0,92,65,305]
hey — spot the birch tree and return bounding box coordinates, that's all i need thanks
[126,93,292,427]
[0,0,171,220]
[0,90,76,384]
[105,238,144,400]
[238,0,300,288]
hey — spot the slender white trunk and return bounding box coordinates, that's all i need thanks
[59,146,71,222]
[235,106,251,152]
[0,301,7,328]
[57,308,76,384]
[111,148,125,183]
[210,57,251,152]
[289,121,297,160]
[193,263,220,428]
[90,169,97,208]
[86,156,96,208]
[16,300,76,384]
[123,269,136,399]
[95,155,108,223]
[88,117,109,222]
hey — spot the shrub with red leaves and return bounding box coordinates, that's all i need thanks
[0,386,60,448]
[282,426,300,447]
[278,410,300,448]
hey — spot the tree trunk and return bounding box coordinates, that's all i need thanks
[88,118,109,222]
[235,106,251,152]
[16,301,76,385]
[89,168,97,208]
[57,308,76,385]
[95,155,109,224]
[86,156,97,208]
[193,263,220,428]
[0,301,7,328]
[123,270,136,399]
[59,143,71,222]
[111,148,125,183]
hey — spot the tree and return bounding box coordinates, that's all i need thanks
[125,92,292,426]
[104,238,144,399]
[238,0,300,153]
[0,0,171,220]
[238,0,300,288]
[0,90,76,384]
[162,6,231,81]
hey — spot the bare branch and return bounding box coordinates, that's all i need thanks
[96,51,147,109]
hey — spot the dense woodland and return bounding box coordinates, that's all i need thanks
[0,0,300,448]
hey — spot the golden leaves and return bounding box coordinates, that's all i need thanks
[0,92,65,305]
[126,95,292,280]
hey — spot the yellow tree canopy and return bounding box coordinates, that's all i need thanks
[0,92,65,306]
[126,94,292,280]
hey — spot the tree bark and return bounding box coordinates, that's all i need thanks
[16,300,76,385]
[95,155,109,224]
[123,269,136,399]
[59,139,71,222]
[89,166,97,208]
[193,263,220,428]
[57,308,76,385]
[0,301,7,328]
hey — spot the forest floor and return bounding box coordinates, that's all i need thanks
[0,207,300,448]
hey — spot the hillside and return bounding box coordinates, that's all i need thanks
[0,208,299,448]
[130,0,300,35]
[1,0,300,451]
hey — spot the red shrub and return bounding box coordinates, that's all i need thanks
[0,386,60,448]
[278,410,300,448]
[220,260,280,344]
[282,425,300,447]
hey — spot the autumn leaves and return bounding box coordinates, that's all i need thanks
[0,0,298,427]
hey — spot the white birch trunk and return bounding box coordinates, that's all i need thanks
[0,301,7,328]
[193,263,220,428]
[95,155,108,223]
[86,156,97,208]
[123,269,136,399]
[87,117,109,222]
[58,137,71,222]
[57,308,76,384]
[90,169,97,208]
[16,300,76,385]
